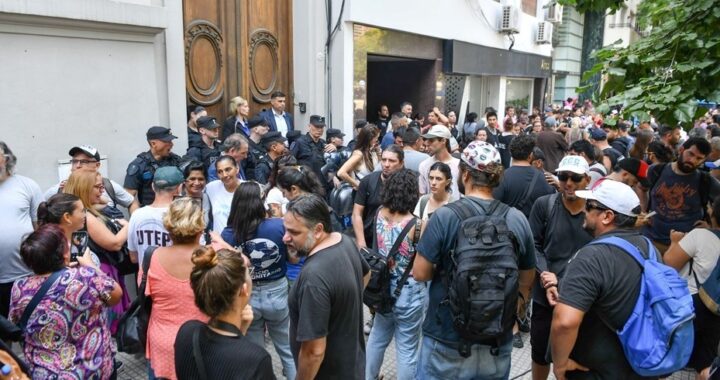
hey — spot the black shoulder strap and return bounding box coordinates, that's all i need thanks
[514,170,542,211]
[193,328,209,380]
[18,269,66,330]
[393,218,421,298]
[138,246,158,302]
[102,177,118,205]
[700,170,711,213]
[389,217,417,258]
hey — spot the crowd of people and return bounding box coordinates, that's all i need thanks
[1,94,720,380]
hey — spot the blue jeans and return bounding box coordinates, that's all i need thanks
[417,335,513,380]
[365,280,426,380]
[245,278,296,380]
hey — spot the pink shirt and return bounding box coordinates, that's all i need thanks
[145,258,208,380]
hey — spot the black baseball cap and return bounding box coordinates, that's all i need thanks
[326,128,345,139]
[310,115,326,127]
[248,116,269,129]
[261,131,287,149]
[146,126,177,142]
[617,158,650,187]
[197,116,219,130]
[68,145,101,161]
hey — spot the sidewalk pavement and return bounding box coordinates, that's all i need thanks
[111,306,698,380]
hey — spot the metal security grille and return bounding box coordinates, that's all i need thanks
[444,75,466,113]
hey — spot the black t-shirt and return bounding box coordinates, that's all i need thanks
[288,235,369,380]
[528,193,592,305]
[497,133,515,169]
[493,166,555,218]
[559,230,654,379]
[355,171,384,245]
[175,320,276,380]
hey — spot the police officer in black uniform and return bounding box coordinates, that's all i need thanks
[245,115,268,181]
[124,126,182,206]
[255,131,288,185]
[185,116,222,171]
[291,115,336,191]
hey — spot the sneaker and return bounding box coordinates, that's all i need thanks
[364,315,374,335]
[512,332,524,348]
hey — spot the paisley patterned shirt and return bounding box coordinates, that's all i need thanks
[9,267,116,379]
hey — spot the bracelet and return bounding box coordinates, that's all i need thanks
[545,284,557,289]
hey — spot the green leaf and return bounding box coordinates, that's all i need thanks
[608,67,627,77]
[673,100,697,123]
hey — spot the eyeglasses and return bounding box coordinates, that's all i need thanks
[71,159,98,166]
[585,202,611,213]
[93,184,105,191]
[557,172,585,183]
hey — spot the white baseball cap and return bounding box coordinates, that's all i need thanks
[422,125,452,140]
[576,179,641,217]
[555,155,590,175]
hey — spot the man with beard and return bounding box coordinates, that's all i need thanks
[284,194,369,380]
[413,141,535,380]
[551,180,651,380]
[352,145,405,249]
[642,137,720,253]
[659,124,682,152]
[0,142,43,318]
[528,155,593,380]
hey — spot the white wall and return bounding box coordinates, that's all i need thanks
[0,0,185,190]
[348,0,552,57]
[294,0,553,138]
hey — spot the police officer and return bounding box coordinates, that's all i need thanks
[245,115,269,181]
[255,131,288,185]
[326,128,346,151]
[291,115,336,188]
[185,116,222,171]
[124,126,182,206]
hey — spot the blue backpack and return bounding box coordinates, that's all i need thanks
[588,236,695,377]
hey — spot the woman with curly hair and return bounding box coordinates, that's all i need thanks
[365,168,425,380]
[174,246,275,380]
[336,124,380,190]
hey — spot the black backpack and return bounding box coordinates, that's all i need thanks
[443,198,519,357]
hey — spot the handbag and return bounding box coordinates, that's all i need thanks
[116,246,157,354]
[88,216,137,276]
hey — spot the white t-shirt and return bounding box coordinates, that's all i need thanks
[205,180,237,233]
[265,187,288,215]
[127,205,171,265]
[418,156,461,201]
[678,228,720,294]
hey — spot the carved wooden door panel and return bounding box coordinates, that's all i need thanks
[183,0,292,122]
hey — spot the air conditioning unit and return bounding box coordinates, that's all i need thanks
[545,2,563,23]
[498,5,520,34]
[536,21,553,44]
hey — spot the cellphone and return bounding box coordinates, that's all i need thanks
[70,231,88,262]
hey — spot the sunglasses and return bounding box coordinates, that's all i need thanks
[585,202,611,213]
[557,172,585,183]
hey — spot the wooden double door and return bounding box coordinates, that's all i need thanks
[183,0,293,121]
